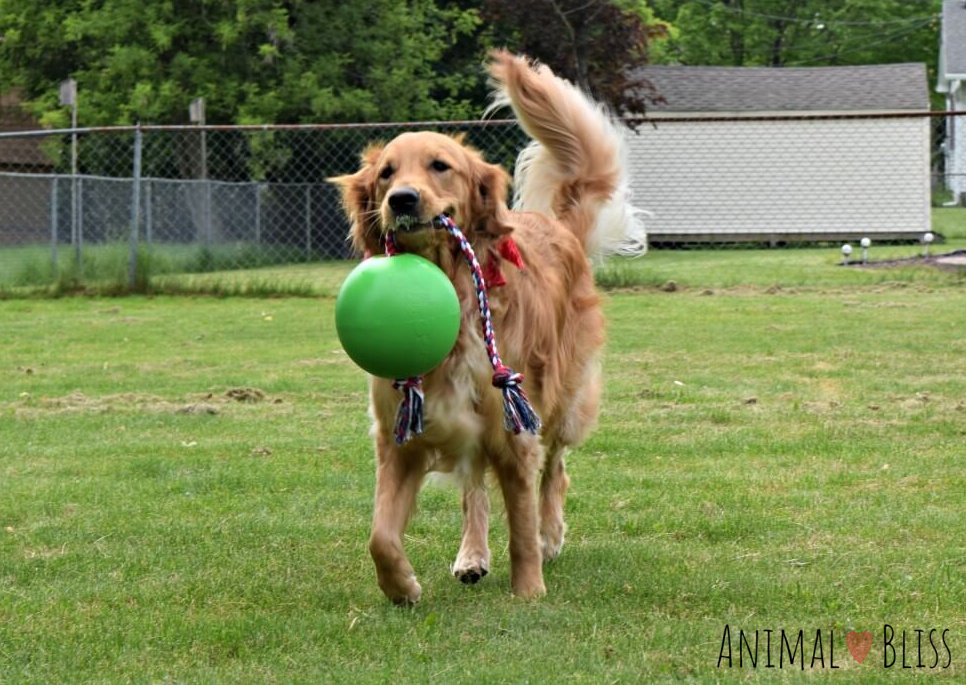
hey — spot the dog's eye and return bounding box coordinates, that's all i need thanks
[430,159,450,173]
[379,165,394,180]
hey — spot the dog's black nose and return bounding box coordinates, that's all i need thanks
[387,187,420,215]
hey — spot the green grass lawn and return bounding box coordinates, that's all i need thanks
[2,244,966,681]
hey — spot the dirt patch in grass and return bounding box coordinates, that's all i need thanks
[849,249,966,271]
[225,387,266,403]
[9,388,279,417]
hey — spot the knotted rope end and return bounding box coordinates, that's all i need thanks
[492,365,542,435]
[392,377,425,445]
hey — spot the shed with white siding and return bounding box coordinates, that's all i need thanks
[627,63,931,243]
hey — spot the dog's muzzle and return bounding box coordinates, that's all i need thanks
[388,187,420,215]
[387,187,430,232]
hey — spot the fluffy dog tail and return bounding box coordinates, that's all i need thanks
[486,50,647,257]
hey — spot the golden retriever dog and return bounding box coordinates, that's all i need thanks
[330,50,644,604]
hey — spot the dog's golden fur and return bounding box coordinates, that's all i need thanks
[330,51,642,603]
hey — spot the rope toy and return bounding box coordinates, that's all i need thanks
[384,216,542,444]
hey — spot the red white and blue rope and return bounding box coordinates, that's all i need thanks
[435,215,541,436]
[383,216,541,444]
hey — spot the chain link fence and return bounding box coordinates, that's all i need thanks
[0,120,528,292]
[0,112,963,292]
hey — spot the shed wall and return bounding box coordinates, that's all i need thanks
[626,116,931,240]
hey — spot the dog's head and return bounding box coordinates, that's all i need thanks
[329,132,512,257]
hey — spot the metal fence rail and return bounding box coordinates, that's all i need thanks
[0,112,962,291]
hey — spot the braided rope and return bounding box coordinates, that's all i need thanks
[382,217,541,443]
[434,215,541,435]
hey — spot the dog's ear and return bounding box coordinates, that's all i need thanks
[469,157,513,236]
[328,144,384,256]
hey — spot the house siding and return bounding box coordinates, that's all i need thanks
[947,88,966,198]
[939,1,966,201]
[626,116,930,240]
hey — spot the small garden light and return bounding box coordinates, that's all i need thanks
[922,232,934,257]
[841,243,853,265]
[860,237,871,264]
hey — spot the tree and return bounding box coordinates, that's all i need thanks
[0,0,483,127]
[648,0,940,70]
[482,0,669,116]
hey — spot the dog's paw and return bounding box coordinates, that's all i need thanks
[540,525,566,563]
[452,554,490,585]
[512,578,547,600]
[380,574,422,606]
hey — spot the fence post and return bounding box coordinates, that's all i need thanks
[49,177,59,277]
[144,180,153,246]
[305,185,311,260]
[77,178,84,262]
[254,183,262,244]
[129,124,143,290]
[70,126,80,268]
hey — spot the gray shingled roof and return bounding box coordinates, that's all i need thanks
[942,0,966,77]
[634,63,928,114]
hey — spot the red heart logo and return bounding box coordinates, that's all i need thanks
[846,631,873,664]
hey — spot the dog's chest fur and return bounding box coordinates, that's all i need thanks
[368,294,524,476]
[420,319,496,469]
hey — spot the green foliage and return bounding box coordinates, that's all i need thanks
[649,0,941,70]
[482,0,670,115]
[0,0,485,126]
[0,1,946,127]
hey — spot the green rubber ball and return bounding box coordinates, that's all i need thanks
[335,254,461,379]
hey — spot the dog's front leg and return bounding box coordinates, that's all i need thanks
[369,434,426,605]
[452,474,491,585]
[494,439,546,599]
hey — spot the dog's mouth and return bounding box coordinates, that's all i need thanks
[389,211,456,235]
[391,214,436,233]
